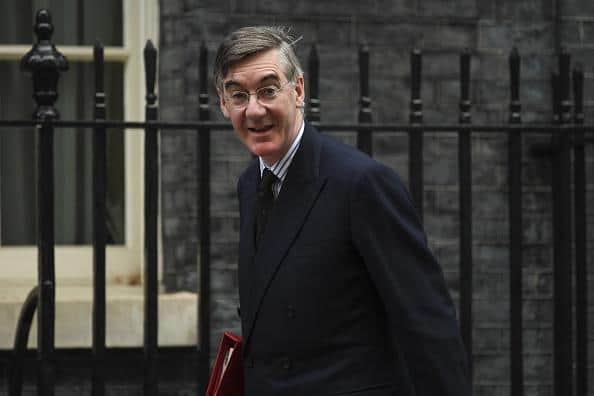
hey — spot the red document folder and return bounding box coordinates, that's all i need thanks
[205,332,244,396]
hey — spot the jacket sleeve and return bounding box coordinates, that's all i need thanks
[350,162,471,396]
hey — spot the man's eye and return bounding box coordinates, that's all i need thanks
[258,87,277,98]
[230,92,247,99]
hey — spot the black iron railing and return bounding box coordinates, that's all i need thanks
[0,7,592,396]
[1,10,212,396]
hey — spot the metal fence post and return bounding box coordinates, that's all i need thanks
[92,41,107,396]
[572,64,587,396]
[19,9,68,396]
[307,44,320,125]
[197,41,212,395]
[409,49,424,219]
[552,48,573,396]
[458,48,473,371]
[358,44,372,155]
[508,46,524,396]
[143,39,159,396]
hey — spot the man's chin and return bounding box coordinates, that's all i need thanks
[250,144,280,163]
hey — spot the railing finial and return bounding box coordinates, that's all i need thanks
[409,48,423,124]
[459,48,471,124]
[20,9,68,120]
[307,43,320,124]
[508,47,521,124]
[357,43,372,155]
[144,40,158,106]
[34,9,53,41]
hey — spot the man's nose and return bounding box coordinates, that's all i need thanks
[244,95,266,118]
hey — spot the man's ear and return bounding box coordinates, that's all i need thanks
[294,75,305,108]
[218,90,230,118]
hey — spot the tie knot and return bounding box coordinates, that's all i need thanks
[259,168,277,192]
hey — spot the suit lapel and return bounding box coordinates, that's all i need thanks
[242,124,327,348]
[238,160,259,320]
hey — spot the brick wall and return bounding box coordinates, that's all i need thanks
[159,0,594,394]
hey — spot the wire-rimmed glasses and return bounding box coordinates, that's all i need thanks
[225,80,293,109]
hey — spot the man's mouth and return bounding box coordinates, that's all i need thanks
[248,125,273,133]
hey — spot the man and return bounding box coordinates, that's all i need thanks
[214,26,471,396]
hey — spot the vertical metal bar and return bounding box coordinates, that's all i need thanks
[508,47,524,396]
[74,0,87,243]
[307,44,320,125]
[357,44,372,155]
[559,50,572,125]
[197,41,211,395]
[552,48,573,396]
[509,48,522,125]
[572,64,587,396]
[409,49,424,219]
[92,41,107,396]
[20,10,68,396]
[36,122,56,396]
[143,39,159,396]
[458,48,473,369]
[37,84,56,396]
[551,73,560,124]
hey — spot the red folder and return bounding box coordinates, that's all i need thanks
[205,332,244,396]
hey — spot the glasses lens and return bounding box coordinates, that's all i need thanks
[231,92,248,107]
[257,87,278,103]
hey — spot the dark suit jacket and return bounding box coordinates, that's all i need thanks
[237,123,471,396]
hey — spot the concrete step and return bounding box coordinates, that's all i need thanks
[0,282,198,349]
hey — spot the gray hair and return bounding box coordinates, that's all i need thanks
[214,26,303,91]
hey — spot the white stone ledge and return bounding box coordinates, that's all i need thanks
[0,283,198,349]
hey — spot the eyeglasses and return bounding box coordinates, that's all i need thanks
[225,81,293,109]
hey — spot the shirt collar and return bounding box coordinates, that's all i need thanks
[259,121,305,181]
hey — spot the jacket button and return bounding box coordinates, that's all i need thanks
[287,305,295,318]
[281,357,291,370]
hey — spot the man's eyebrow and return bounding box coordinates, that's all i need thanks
[258,74,281,84]
[223,74,281,90]
[223,80,241,90]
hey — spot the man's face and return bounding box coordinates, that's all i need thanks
[218,49,305,166]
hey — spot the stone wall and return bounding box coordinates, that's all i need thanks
[159,0,594,394]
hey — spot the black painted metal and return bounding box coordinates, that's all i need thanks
[572,65,587,396]
[459,49,472,125]
[509,48,522,125]
[9,286,39,396]
[458,49,473,367]
[74,2,87,243]
[37,70,57,396]
[307,44,320,124]
[19,9,68,396]
[20,9,68,121]
[559,50,572,125]
[409,49,424,219]
[552,72,560,124]
[552,49,573,396]
[143,40,159,396]
[508,47,524,396]
[357,45,372,155]
[92,42,107,396]
[197,41,212,395]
